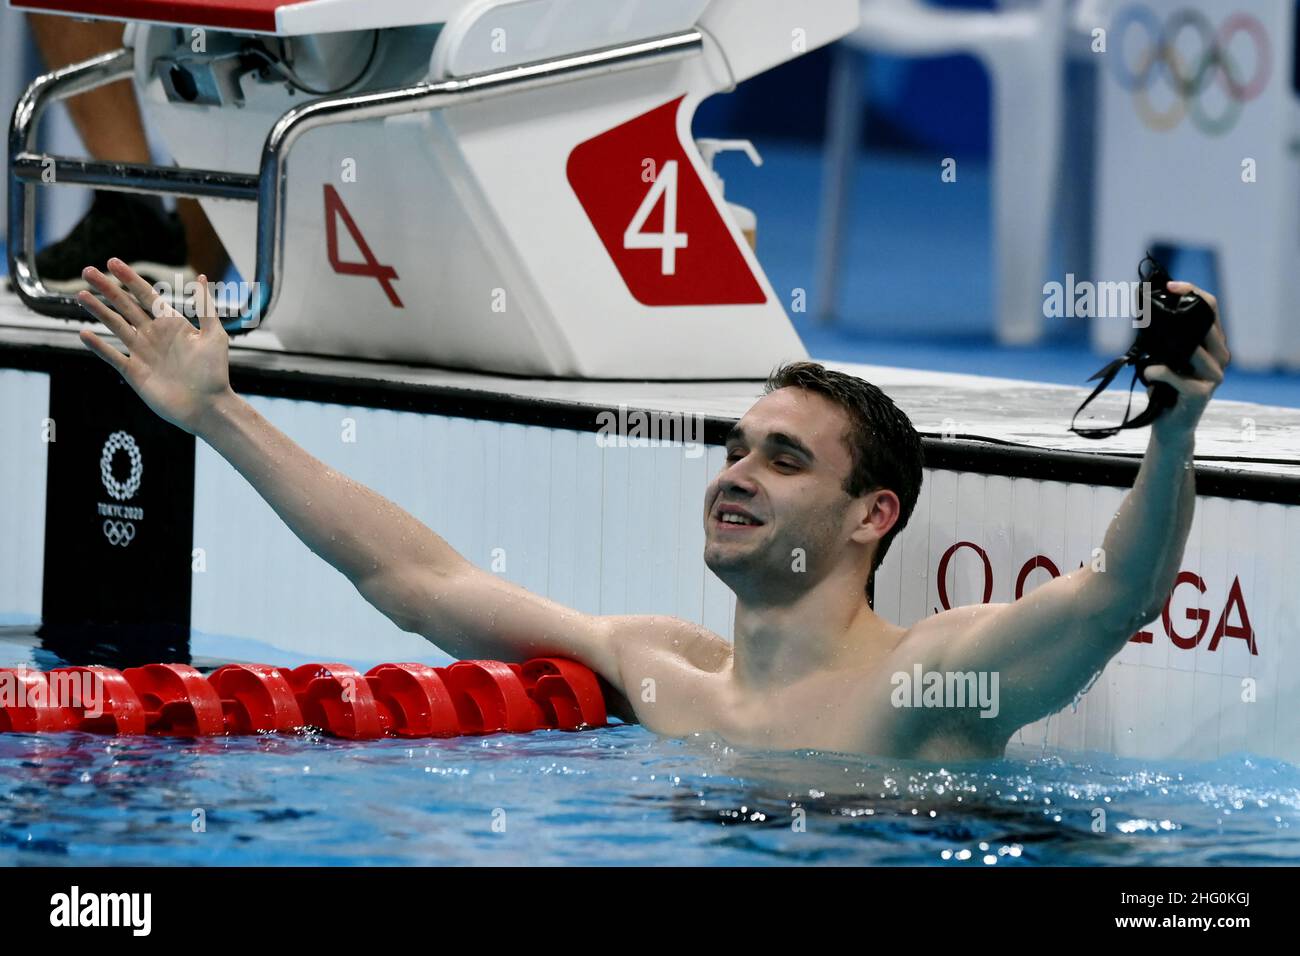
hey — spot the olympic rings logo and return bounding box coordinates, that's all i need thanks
[103,520,136,547]
[100,430,143,501]
[1108,5,1270,136]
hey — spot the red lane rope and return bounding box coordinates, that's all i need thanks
[0,658,607,739]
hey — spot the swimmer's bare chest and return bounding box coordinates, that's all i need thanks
[610,627,1007,761]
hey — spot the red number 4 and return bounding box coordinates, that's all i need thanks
[323,185,402,307]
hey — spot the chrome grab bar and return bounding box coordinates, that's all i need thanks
[7,29,704,332]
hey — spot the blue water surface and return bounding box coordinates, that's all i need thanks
[2,626,1297,867]
[3,719,1298,866]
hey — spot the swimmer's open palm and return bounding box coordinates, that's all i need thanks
[77,258,232,436]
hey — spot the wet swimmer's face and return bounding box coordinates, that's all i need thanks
[703,388,868,601]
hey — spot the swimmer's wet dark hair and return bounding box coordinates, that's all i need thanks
[764,361,924,598]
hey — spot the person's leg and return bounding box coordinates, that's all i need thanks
[175,196,231,281]
[25,14,151,165]
[26,14,230,279]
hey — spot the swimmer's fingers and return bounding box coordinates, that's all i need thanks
[1205,323,1229,369]
[194,274,222,337]
[106,257,173,321]
[77,327,130,377]
[1167,279,1230,368]
[1144,361,1217,399]
[1187,344,1225,385]
[76,288,136,344]
[83,265,152,329]
[1166,278,1218,314]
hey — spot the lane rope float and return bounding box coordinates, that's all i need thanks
[0,658,607,739]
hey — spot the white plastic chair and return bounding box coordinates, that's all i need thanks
[815,0,1068,344]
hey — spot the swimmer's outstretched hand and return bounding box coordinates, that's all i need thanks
[1143,279,1231,436]
[76,258,233,436]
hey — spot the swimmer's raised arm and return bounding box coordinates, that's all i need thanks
[904,279,1230,743]
[74,260,706,705]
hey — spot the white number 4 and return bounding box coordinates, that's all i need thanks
[624,160,688,275]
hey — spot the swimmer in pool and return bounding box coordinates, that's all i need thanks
[75,259,1230,760]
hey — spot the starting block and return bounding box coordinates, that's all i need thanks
[7,0,858,377]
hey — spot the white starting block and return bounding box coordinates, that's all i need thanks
[7,0,858,378]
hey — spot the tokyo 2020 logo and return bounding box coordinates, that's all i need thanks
[1108,5,1270,135]
[99,430,143,548]
[102,520,136,547]
[100,430,142,501]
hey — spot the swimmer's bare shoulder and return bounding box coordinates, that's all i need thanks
[875,604,1015,758]
[382,556,727,726]
[877,564,1151,757]
[598,615,731,728]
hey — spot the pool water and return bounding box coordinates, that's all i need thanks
[2,628,1297,866]
[3,721,1299,866]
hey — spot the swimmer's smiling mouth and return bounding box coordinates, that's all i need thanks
[714,503,764,528]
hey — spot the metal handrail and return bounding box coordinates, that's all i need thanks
[7,29,704,331]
